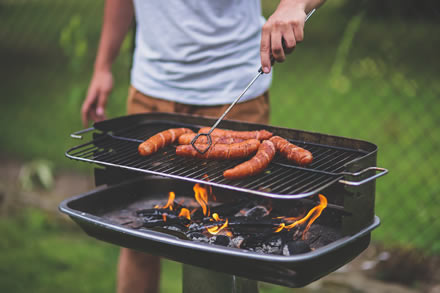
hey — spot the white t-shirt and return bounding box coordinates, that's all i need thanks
[131,0,272,105]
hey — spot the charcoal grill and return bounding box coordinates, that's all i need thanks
[60,112,387,291]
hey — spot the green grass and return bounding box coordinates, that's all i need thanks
[0,208,185,293]
[0,208,296,293]
[0,4,439,293]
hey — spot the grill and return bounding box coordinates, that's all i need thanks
[66,113,387,199]
[60,112,387,290]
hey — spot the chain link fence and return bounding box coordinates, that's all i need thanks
[0,0,439,260]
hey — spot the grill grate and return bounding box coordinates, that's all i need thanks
[66,121,368,199]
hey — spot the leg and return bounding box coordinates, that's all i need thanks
[122,86,171,293]
[117,248,161,293]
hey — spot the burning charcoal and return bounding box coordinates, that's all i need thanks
[187,232,209,243]
[227,217,281,235]
[210,199,249,216]
[230,236,245,248]
[213,235,231,247]
[304,224,341,249]
[260,236,283,255]
[283,240,311,256]
[243,206,270,219]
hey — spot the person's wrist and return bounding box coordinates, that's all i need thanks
[93,60,112,74]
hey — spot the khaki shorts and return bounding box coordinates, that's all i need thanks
[127,86,270,124]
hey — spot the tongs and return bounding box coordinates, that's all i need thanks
[191,9,316,154]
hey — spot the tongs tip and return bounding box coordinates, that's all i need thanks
[190,133,212,154]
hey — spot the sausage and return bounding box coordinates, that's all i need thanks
[178,133,245,145]
[223,140,276,180]
[269,136,313,166]
[138,128,194,156]
[176,139,260,160]
[197,128,273,141]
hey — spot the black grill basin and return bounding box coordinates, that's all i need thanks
[59,176,380,288]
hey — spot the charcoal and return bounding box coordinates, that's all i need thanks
[213,235,231,247]
[243,206,270,218]
[187,232,209,243]
[260,236,283,255]
[210,199,250,216]
[283,240,311,256]
[304,224,341,249]
[230,236,245,248]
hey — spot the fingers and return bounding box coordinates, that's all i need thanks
[260,24,272,74]
[271,24,285,63]
[260,9,307,72]
[96,90,108,122]
[81,89,96,128]
[81,86,108,127]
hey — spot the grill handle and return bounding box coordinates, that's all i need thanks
[70,127,95,139]
[339,167,388,186]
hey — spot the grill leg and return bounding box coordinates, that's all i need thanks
[182,264,258,293]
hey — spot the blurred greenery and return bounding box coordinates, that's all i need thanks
[0,0,439,292]
[0,208,182,293]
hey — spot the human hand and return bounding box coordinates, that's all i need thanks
[81,69,113,127]
[260,0,307,73]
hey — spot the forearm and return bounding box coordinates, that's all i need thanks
[94,0,134,72]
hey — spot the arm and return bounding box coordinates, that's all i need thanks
[260,0,325,73]
[81,0,134,127]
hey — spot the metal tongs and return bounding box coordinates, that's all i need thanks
[191,9,316,154]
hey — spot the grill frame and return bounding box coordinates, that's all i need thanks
[66,113,385,199]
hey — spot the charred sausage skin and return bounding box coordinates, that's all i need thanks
[178,133,245,145]
[269,136,313,166]
[176,139,260,160]
[197,128,273,141]
[223,140,276,180]
[138,128,194,156]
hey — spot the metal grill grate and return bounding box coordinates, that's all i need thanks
[66,121,368,199]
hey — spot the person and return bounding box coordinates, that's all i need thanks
[81,1,325,292]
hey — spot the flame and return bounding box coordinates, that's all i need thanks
[163,191,175,211]
[274,222,285,233]
[194,183,210,216]
[274,194,327,238]
[207,218,229,235]
[212,213,220,221]
[302,194,327,239]
[162,213,167,222]
[202,174,216,201]
[178,208,191,220]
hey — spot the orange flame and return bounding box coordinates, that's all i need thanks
[162,213,167,222]
[207,218,229,235]
[212,213,220,221]
[194,183,210,216]
[302,194,327,239]
[163,191,175,211]
[274,194,327,238]
[178,208,191,220]
[202,174,216,201]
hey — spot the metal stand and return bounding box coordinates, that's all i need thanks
[183,264,258,293]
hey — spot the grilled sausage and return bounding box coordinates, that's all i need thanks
[223,140,276,180]
[269,136,313,166]
[176,139,260,160]
[178,133,245,145]
[138,128,194,156]
[197,128,273,141]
